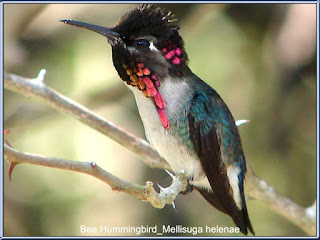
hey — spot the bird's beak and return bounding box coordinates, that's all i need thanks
[60,19,120,42]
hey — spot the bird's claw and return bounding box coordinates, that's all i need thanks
[180,178,194,195]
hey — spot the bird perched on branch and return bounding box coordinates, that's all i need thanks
[61,4,254,235]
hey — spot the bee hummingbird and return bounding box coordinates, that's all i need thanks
[61,4,254,235]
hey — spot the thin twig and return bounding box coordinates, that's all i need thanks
[246,166,316,236]
[3,71,317,236]
[3,144,187,209]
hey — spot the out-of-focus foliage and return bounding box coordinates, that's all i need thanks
[4,3,316,237]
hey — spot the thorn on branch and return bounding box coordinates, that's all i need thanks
[4,129,18,181]
[236,119,250,127]
[33,69,46,85]
[9,162,19,181]
[165,169,175,179]
[157,183,164,191]
[89,161,97,168]
[305,200,316,219]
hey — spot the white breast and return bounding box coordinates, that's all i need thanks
[127,78,211,190]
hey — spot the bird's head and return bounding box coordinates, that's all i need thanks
[61,4,188,129]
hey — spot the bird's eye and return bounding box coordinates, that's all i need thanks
[135,39,150,50]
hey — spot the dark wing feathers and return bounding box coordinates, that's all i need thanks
[188,92,254,235]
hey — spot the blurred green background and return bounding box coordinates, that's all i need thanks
[3,3,317,237]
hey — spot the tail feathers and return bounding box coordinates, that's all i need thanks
[196,187,254,235]
[232,207,254,235]
[239,185,255,235]
[241,206,254,235]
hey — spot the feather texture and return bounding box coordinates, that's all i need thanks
[188,89,254,235]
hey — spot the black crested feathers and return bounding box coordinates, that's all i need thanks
[114,4,179,41]
[112,4,189,79]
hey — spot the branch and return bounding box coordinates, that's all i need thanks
[4,71,316,236]
[4,144,187,209]
[4,71,170,170]
[245,166,316,236]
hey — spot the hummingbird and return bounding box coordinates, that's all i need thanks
[61,4,254,235]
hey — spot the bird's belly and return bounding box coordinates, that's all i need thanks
[148,127,210,189]
[129,85,210,189]
[148,127,201,174]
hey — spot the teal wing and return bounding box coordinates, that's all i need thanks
[188,91,254,235]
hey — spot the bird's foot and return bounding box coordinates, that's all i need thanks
[180,178,194,195]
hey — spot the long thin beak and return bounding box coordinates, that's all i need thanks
[60,19,120,41]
